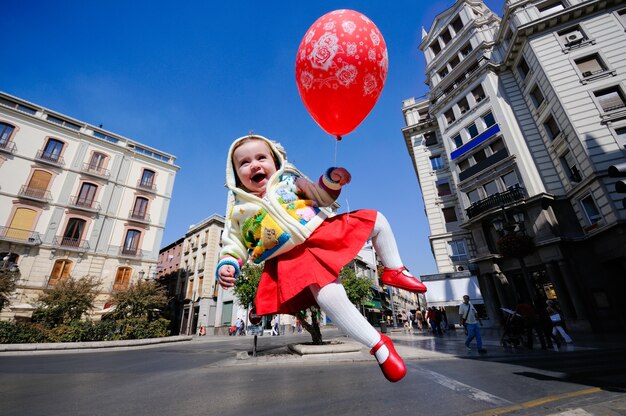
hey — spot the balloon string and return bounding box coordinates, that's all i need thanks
[334,137,338,167]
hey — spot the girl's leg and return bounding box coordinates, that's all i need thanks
[370,212,427,293]
[310,279,406,382]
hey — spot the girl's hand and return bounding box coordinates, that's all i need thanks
[218,264,236,289]
[330,167,351,186]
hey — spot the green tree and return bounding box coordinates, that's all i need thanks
[340,266,373,308]
[109,280,168,321]
[32,276,101,328]
[0,268,19,312]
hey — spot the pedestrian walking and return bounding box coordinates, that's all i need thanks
[459,295,487,353]
[547,300,573,344]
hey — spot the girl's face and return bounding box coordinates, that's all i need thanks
[232,139,277,197]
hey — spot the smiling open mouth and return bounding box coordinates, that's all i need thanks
[251,173,266,183]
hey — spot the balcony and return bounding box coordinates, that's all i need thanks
[128,209,151,224]
[81,162,111,179]
[466,185,526,219]
[53,236,90,252]
[458,148,509,182]
[0,226,42,245]
[35,149,65,167]
[68,195,101,212]
[18,185,52,203]
[137,180,157,193]
[0,140,16,154]
[118,246,143,259]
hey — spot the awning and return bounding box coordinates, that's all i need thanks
[95,305,117,314]
[423,275,483,307]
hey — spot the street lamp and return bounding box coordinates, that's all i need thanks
[138,270,145,281]
[492,208,536,307]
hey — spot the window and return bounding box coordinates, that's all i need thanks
[6,207,37,240]
[444,108,455,124]
[140,169,155,187]
[0,122,15,146]
[448,240,468,261]
[502,171,520,188]
[430,155,444,170]
[77,182,97,206]
[123,229,141,255]
[442,207,458,223]
[560,151,582,183]
[452,134,463,148]
[575,54,606,77]
[88,152,107,170]
[42,138,64,162]
[439,67,449,79]
[449,55,460,69]
[517,58,530,79]
[482,112,496,127]
[440,29,452,45]
[615,126,626,150]
[460,43,472,57]
[466,189,481,204]
[62,218,86,247]
[490,138,506,153]
[484,180,499,196]
[26,170,52,198]
[529,85,545,108]
[467,123,479,138]
[436,180,452,196]
[594,87,626,113]
[48,259,73,286]
[580,195,601,224]
[424,132,437,146]
[538,1,564,17]
[451,16,464,33]
[113,267,132,291]
[473,149,487,163]
[543,115,561,140]
[431,41,441,56]
[472,85,486,102]
[457,158,470,172]
[458,97,469,114]
[132,197,149,219]
[618,9,626,28]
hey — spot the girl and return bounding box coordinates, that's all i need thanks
[216,134,427,382]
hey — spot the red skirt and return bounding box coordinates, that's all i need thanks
[255,209,377,315]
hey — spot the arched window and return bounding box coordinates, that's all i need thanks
[0,122,15,147]
[122,229,141,255]
[131,196,149,220]
[42,138,64,162]
[140,169,155,187]
[48,259,73,286]
[25,170,53,199]
[76,182,98,207]
[113,267,133,291]
[62,218,86,247]
[6,207,37,241]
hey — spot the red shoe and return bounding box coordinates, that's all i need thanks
[370,333,406,382]
[381,267,427,293]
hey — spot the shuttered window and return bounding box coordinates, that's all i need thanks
[113,267,132,291]
[575,55,605,76]
[48,259,73,286]
[595,87,626,112]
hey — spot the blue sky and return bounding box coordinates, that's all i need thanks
[2,0,505,275]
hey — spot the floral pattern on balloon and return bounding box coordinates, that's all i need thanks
[296,9,388,138]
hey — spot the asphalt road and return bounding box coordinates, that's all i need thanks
[1,331,625,416]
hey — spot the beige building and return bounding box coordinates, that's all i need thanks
[402,0,626,331]
[0,91,179,320]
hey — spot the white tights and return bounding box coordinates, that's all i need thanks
[309,212,403,363]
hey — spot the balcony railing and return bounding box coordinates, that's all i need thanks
[466,185,526,219]
[53,236,90,251]
[0,140,16,154]
[137,180,157,193]
[118,246,143,258]
[0,226,42,245]
[81,162,111,179]
[18,185,52,202]
[35,149,65,167]
[68,195,101,212]
[128,210,151,223]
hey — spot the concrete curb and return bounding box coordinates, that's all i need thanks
[0,335,193,352]
[288,339,362,355]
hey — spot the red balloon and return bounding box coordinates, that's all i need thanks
[295,10,388,138]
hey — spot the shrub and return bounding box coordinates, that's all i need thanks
[32,276,101,328]
[0,321,49,344]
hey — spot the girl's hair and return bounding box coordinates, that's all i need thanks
[231,136,280,189]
